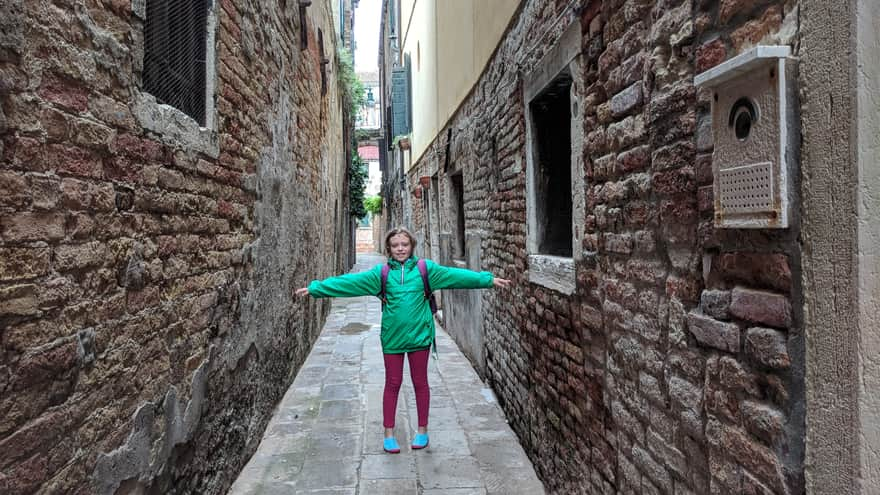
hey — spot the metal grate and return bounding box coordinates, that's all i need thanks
[718,162,774,214]
[143,0,209,125]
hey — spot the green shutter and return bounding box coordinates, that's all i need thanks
[391,67,409,136]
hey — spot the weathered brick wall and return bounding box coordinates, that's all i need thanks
[404,0,803,493]
[0,0,352,493]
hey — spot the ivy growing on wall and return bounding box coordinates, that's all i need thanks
[338,47,368,220]
[349,153,368,220]
[337,47,365,120]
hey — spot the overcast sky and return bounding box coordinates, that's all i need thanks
[354,0,381,73]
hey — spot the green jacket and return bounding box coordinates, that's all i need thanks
[307,256,494,353]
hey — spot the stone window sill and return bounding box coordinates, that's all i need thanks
[132,92,219,158]
[528,254,575,295]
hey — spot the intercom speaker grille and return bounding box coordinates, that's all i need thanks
[718,162,774,214]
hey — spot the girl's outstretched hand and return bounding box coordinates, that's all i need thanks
[295,287,310,297]
[493,277,512,288]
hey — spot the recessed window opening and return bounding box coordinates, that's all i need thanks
[451,172,465,260]
[530,73,573,257]
[143,0,209,125]
[319,29,328,96]
[299,2,309,49]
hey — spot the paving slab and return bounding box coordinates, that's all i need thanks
[228,253,545,494]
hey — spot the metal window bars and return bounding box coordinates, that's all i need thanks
[143,0,209,126]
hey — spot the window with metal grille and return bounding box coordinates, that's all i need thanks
[530,73,573,257]
[143,0,209,126]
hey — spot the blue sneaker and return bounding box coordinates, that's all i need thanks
[383,437,401,454]
[411,433,429,450]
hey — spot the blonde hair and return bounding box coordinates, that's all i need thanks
[384,226,417,257]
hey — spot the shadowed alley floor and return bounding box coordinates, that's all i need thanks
[228,253,545,494]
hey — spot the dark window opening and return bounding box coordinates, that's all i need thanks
[451,173,465,260]
[318,29,328,96]
[143,0,209,125]
[530,74,573,257]
[299,2,309,49]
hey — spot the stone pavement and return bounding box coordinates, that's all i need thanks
[228,253,545,495]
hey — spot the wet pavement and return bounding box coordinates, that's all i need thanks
[228,253,545,494]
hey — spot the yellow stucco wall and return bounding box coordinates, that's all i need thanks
[400,0,521,171]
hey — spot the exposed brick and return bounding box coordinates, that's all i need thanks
[0,170,29,207]
[716,252,792,293]
[696,38,727,73]
[1,213,66,243]
[706,419,788,493]
[632,444,673,494]
[60,178,115,212]
[730,5,783,51]
[603,233,633,254]
[0,247,51,281]
[730,287,792,328]
[742,470,776,495]
[606,114,647,150]
[37,74,88,113]
[666,275,701,303]
[651,141,695,172]
[687,310,740,352]
[49,144,103,179]
[718,0,761,24]
[28,173,62,210]
[114,133,166,162]
[617,145,650,174]
[653,166,695,195]
[700,289,731,320]
[745,327,790,369]
[667,375,702,412]
[741,400,785,448]
[11,339,78,390]
[611,82,644,118]
[54,242,109,271]
[0,284,40,317]
[71,118,116,150]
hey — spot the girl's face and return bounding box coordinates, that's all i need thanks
[389,233,412,262]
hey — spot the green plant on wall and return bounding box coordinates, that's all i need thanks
[349,153,368,220]
[363,195,383,216]
[337,47,365,119]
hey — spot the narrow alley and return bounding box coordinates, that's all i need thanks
[1,0,878,493]
[227,253,544,495]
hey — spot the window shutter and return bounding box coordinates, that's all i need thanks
[404,55,413,134]
[391,67,409,137]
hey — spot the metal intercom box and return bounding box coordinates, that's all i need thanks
[695,46,798,229]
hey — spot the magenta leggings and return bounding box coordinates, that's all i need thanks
[383,349,430,429]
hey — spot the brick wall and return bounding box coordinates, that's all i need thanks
[401,0,804,493]
[0,0,352,493]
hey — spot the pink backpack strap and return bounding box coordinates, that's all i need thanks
[378,264,391,304]
[416,259,437,314]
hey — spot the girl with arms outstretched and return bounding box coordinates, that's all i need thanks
[296,227,511,453]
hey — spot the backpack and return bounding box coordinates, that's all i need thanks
[378,258,438,314]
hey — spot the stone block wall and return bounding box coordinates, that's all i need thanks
[0,0,352,493]
[403,0,804,493]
